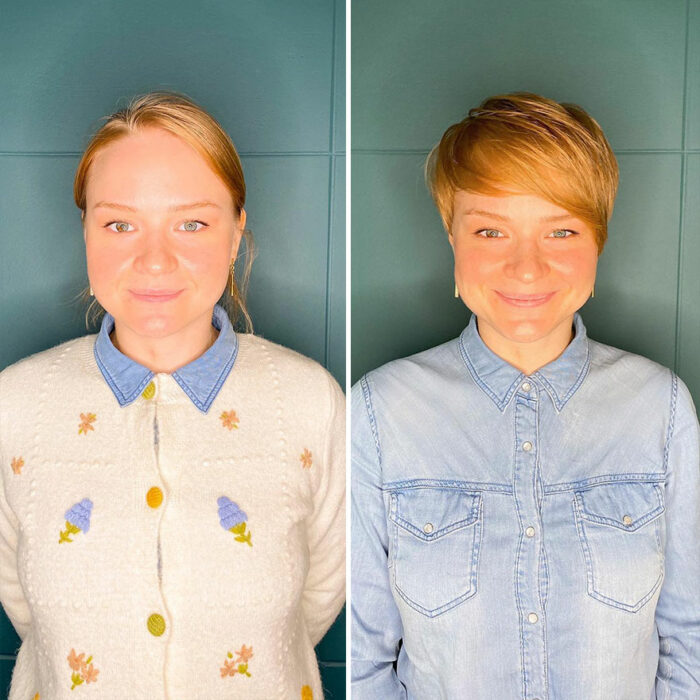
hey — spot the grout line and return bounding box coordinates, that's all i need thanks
[675,0,692,374]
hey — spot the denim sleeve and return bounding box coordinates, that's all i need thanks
[351,376,407,699]
[655,374,700,696]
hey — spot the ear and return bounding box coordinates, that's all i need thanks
[230,208,246,260]
[81,211,86,243]
[447,230,455,251]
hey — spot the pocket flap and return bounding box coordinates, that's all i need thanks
[575,482,664,531]
[390,489,481,540]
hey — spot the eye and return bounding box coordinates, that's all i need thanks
[548,229,576,238]
[105,221,133,233]
[476,229,504,238]
[179,220,207,232]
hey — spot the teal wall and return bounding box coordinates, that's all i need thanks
[352,0,700,423]
[0,0,345,697]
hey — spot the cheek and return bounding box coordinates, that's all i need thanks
[85,238,128,281]
[454,245,498,284]
[554,247,598,279]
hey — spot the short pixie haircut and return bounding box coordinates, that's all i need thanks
[426,93,619,253]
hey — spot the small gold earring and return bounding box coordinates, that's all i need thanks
[229,261,235,296]
[89,286,94,297]
[454,282,459,298]
[591,285,595,299]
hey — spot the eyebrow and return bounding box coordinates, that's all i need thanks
[93,200,221,212]
[463,208,576,223]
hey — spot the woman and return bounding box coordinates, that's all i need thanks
[351,93,700,698]
[0,92,345,700]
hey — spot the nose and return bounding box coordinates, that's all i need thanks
[133,230,178,276]
[503,240,549,283]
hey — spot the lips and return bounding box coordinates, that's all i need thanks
[129,289,183,302]
[494,290,556,307]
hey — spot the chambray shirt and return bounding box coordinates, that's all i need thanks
[352,313,700,699]
[93,303,237,411]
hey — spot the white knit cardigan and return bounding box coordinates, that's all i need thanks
[0,331,345,699]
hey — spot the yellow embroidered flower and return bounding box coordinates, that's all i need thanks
[301,685,313,700]
[220,410,239,430]
[11,456,24,475]
[300,448,313,469]
[78,413,97,435]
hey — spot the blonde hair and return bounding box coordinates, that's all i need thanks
[426,92,619,253]
[74,91,255,331]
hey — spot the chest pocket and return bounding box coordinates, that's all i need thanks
[388,488,482,617]
[573,482,665,612]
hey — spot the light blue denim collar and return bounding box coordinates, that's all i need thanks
[93,304,238,413]
[459,312,590,413]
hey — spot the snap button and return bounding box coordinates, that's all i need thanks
[525,526,535,537]
[527,612,538,624]
[521,381,531,392]
[146,487,163,509]
[142,381,156,400]
[622,515,633,526]
[522,441,533,452]
[423,522,434,534]
[147,613,166,636]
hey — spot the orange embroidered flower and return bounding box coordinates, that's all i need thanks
[220,658,237,678]
[67,649,99,689]
[235,644,253,664]
[301,685,313,700]
[82,663,99,684]
[67,648,85,671]
[220,410,239,430]
[78,413,97,435]
[11,456,24,475]
[300,448,313,469]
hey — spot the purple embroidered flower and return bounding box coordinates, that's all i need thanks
[65,499,93,533]
[217,497,252,547]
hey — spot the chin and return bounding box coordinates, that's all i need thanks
[495,317,556,344]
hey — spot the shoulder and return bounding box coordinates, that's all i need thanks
[236,332,344,411]
[0,335,96,393]
[353,336,463,405]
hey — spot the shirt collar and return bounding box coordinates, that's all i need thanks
[458,312,590,413]
[93,304,238,413]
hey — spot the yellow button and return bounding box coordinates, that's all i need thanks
[146,487,163,509]
[142,381,156,400]
[147,613,166,636]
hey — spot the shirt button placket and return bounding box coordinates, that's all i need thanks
[513,380,547,699]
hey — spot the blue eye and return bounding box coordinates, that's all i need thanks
[550,229,575,238]
[106,221,133,233]
[179,220,207,232]
[477,229,503,238]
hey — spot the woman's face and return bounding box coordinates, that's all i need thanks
[83,126,243,341]
[450,190,598,349]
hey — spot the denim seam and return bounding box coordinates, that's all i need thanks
[512,399,527,699]
[360,374,383,469]
[383,479,512,493]
[575,484,665,531]
[544,473,665,493]
[662,371,678,474]
[390,492,480,540]
[533,338,591,413]
[93,341,152,406]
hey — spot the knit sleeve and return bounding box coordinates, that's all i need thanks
[0,378,32,642]
[302,370,346,646]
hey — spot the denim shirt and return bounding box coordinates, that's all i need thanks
[93,303,237,412]
[351,313,700,699]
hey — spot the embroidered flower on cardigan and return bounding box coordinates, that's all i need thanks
[11,456,24,475]
[300,448,313,469]
[301,685,313,700]
[220,645,253,678]
[78,413,97,435]
[219,410,239,430]
[217,497,252,546]
[67,648,100,689]
[33,694,40,700]
[59,499,93,544]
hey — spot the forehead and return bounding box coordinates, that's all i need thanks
[86,127,231,209]
[453,190,578,222]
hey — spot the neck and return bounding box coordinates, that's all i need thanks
[476,315,575,376]
[110,310,219,374]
